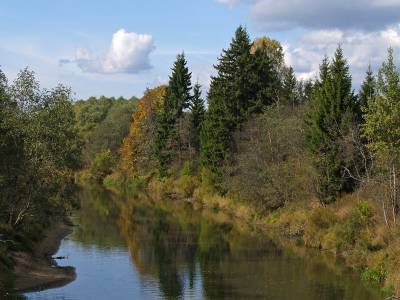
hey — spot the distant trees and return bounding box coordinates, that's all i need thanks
[74,96,137,165]
[0,68,81,231]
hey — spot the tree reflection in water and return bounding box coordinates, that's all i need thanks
[68,186,380,300]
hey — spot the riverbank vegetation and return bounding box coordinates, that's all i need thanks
[2,24,400,296]
[0,68,82,290]
[100,26,400,295]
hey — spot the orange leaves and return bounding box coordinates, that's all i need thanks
[120,85,166,175]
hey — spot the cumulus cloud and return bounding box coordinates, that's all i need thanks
[60,29,154,74]
[284,25,400,83]
[217,0,400,31]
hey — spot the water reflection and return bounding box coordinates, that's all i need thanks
[25,186,380,300]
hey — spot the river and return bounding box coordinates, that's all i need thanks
[24,186,381,300]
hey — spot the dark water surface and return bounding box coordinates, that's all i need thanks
[24,187,380,300]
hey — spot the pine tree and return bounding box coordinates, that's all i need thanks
[306,46,357,203]
[200,26,252,182]
[200,26,277,186]
[281,66,297,107]
[155,53,192,177]
[190,82,205,151]
[358,65,375,121]
[363,48,400,153]
[362,48,400,225]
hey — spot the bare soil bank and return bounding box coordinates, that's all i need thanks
[11,222,76,293]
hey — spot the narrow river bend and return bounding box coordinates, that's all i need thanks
[25,186,380,300]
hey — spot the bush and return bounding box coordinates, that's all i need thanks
[176,175,199,198]
[103,172,126,191]
[342,201,373,245]
[180,161,193,177]
[303,207,337,248]
[90,149,115,182]
[309,207,337,229]
[361,266,386,285]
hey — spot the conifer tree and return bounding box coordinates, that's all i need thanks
[281,66,297,107]
[190,82,205,151]
[363,48,400,154]
[200,26,277,186]
[358,65,375,121]
[155,53,192,177]
[306,46,357,203]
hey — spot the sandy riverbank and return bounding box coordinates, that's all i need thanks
[11,222,76,293]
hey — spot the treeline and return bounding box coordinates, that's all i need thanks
[115,27,320,206]
[0,69,81,253]
[74,95,137,181]
[116,26,400,221]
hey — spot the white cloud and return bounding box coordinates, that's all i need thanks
[216,0,241,5]
[284,25,400,85]
[60,29,155,74]
[217,0,400,31]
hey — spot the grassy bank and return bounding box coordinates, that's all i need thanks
[103,172,399,297]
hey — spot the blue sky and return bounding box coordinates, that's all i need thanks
[1,0,400,99]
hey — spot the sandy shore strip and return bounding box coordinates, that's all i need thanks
[11,222,76,293]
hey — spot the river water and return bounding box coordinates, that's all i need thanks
[24,186,381,300]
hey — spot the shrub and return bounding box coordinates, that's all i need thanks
[176,175,200,198]
[103,172,126,191]
[90,149,115,182]
[361,266,386,285]
[309,207,337,229]
[180,161,193,177]
[342,201,373,245]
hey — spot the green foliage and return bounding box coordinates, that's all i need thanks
[358,65,375,121]
[381,283,395,296]
[363,48,400,155]
[0,68,81,231]
[223,106,314,210]
[306,47,358,203]
[74,95,137,165]
[342,202,373,245]
[90,149,115,182]
[281,66,298,107]
[190,83,205,151]
[361,266,386,285]
[177,175,199,198]
[180,161,193,177]
[200,26,278,186]
[155,53,192,177]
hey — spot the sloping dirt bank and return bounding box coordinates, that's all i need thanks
[11,222,76,293]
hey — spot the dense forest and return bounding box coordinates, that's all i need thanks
[2,25,400,294]
[111,27,400,293]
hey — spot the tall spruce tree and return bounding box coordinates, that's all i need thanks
[358,65,375,121]
[281,66,298,107]
[200,26,277,186]
[155,53,192,177]
[190,82,205,151]
[306,46,357,203]
[200,26,252,182]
